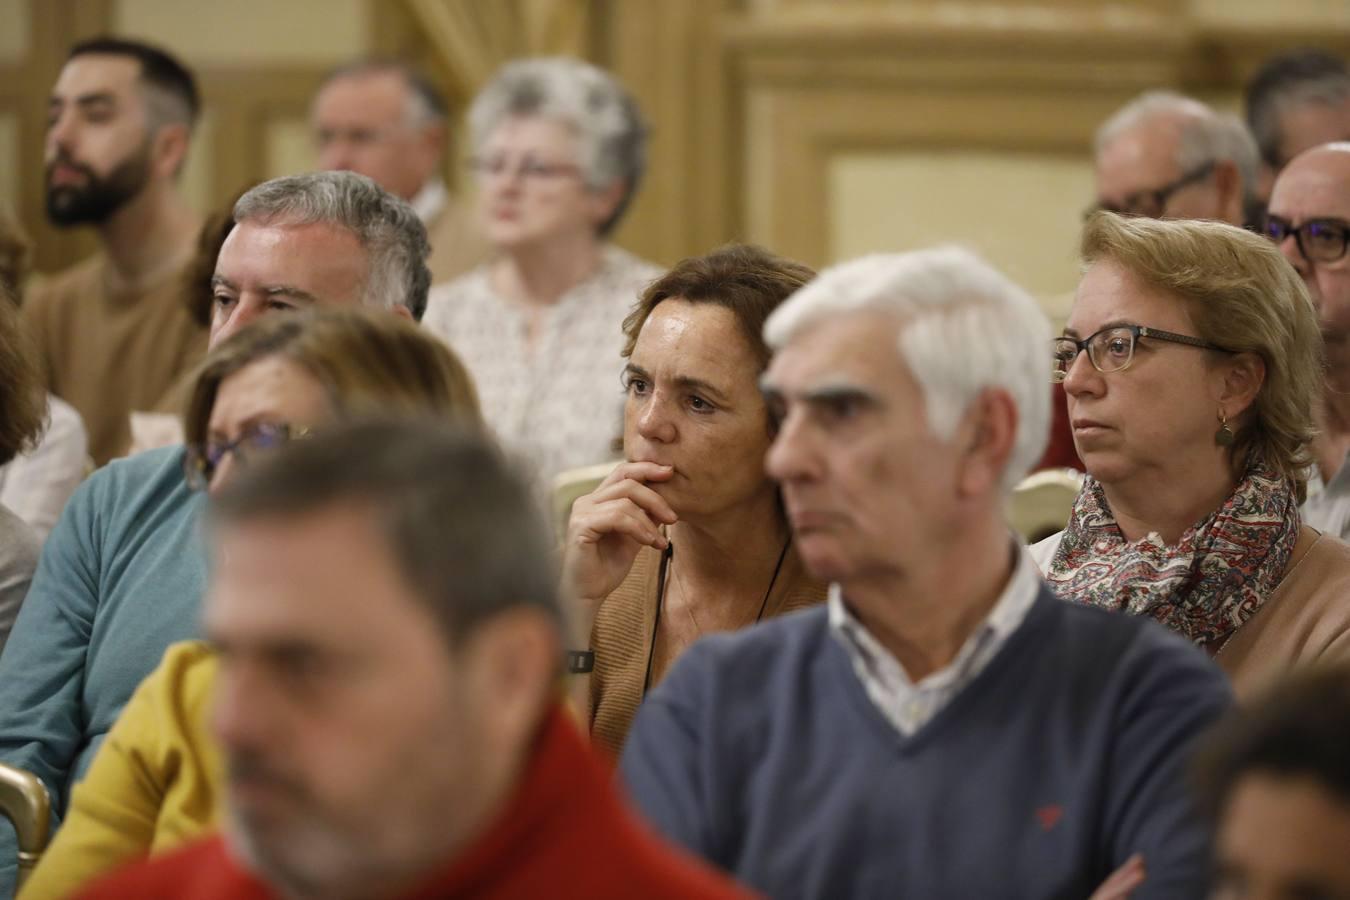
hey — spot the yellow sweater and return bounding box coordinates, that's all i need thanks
[20,641,221,899]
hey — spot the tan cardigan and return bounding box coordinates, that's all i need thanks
[588,543,826,756]
[1219,528,1350,699]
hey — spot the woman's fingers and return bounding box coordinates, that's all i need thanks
[578,466,678,524]
[571,498,667,549]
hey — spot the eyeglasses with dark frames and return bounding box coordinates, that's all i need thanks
[1088,160,1218,220]
[1052,324,1228,383]
[1261,215,1350,264]
[183,421,312,491]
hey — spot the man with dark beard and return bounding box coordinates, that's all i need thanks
[24,38,206,464]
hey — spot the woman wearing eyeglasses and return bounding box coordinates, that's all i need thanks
[19,308,481,900]
[421,58,660,487]
[1031,211,1350,697]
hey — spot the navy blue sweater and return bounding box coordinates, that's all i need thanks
[621,588,1231,899]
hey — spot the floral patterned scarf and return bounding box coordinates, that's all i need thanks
[1045,457,1300,651]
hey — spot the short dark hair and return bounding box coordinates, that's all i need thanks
[68,36,200,128]
[209,419,561,649]
[622,244,815,372]
[1192,665,1350,818]
[1245,48,1350,168]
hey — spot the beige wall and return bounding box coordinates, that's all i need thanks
[830,151,1091,316]
[113,0,369,65]
[0,113,18,217]
[0,0,28,63]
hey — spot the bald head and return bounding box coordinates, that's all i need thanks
[1094,92,1256,226]
[1268,142,1350,335]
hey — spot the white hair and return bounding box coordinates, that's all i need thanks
[1096,91,1259,210]
[468,56,647,235]
[764,247,1051,493]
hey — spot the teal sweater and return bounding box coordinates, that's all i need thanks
[622,590,1232,899]
[0,447,207,896]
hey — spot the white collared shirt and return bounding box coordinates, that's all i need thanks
[409,177,448,226]
[829,543,1042,736]
[1302,453,1350,542]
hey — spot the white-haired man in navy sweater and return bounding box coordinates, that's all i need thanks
[620,246,1231,900]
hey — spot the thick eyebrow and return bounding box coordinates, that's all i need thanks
[759,377,884,411]
[49,92,117,112]
[624,362,731,405]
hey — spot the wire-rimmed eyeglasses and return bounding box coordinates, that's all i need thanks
[183,422,312,491]
[1052,324,1227,383]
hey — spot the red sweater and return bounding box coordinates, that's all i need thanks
[78,708,755,899]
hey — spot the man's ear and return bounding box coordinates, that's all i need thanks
[152,123,191,181]
[391,304,414,321]
[1212,159,1243,223]
[461,608,559,753]
[956,388,1018,498]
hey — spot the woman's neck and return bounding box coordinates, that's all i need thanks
[667,490,790,600]
[1101,459,1239,546]
[490,232,604,308]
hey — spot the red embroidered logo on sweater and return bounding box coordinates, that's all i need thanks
[1036,805,1064,831]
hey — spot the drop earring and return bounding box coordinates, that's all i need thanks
[1215,408,1235,447]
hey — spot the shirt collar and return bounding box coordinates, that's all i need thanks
[828,539,1041,691]
[410,177,449,224]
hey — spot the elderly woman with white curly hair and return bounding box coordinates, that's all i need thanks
[422,57,660,484]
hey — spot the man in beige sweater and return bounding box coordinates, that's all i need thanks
[25,38,206,464]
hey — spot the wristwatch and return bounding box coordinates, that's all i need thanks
[566,649,595,674]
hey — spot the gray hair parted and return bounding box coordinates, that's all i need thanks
[469,56,647,236]
[232,171,432,321]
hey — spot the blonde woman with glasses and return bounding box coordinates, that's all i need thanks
[20,308,480,899]
[1032,211,1350,697]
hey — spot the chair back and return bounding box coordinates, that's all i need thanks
[1010,468,1084,544]
[552,461,620,538]
[0,761,51,890]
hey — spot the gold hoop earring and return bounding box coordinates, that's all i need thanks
[1215,408,1235,447]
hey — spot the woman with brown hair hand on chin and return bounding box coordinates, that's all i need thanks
[564,245,827,756]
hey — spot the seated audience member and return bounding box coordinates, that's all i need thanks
[0,170,431,895]
[1192,665,1350,900]
[422,57,661,485]
[1246,49,1350,208]
[0,287,44,654]
[1035,212,1350,696]
[26,38,207,464]
[1093,90,1259,227]
[0,211,88,540]
[77,420,754,900]
[1265,144,1350,542]
[313,60,489,283]
[20,308,480,900]
[563,245,826,755]
[621,247,1232,898]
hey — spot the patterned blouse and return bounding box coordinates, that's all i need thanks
[422,246,662,486]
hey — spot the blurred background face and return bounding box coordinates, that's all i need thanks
[210,220,369,346]
[622,300,774,520]
[1062,261,1225,487]
[312,72,442,202]
[1267,150,1350,337]
[474,115,613,249]
[45,54,155,226]
[764,312,957,584]
[202,355,333,495]
[207,504,489,891]
[1212,773,1350,900]
[1275,99,1350,173]
[1096,117,1222,220]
